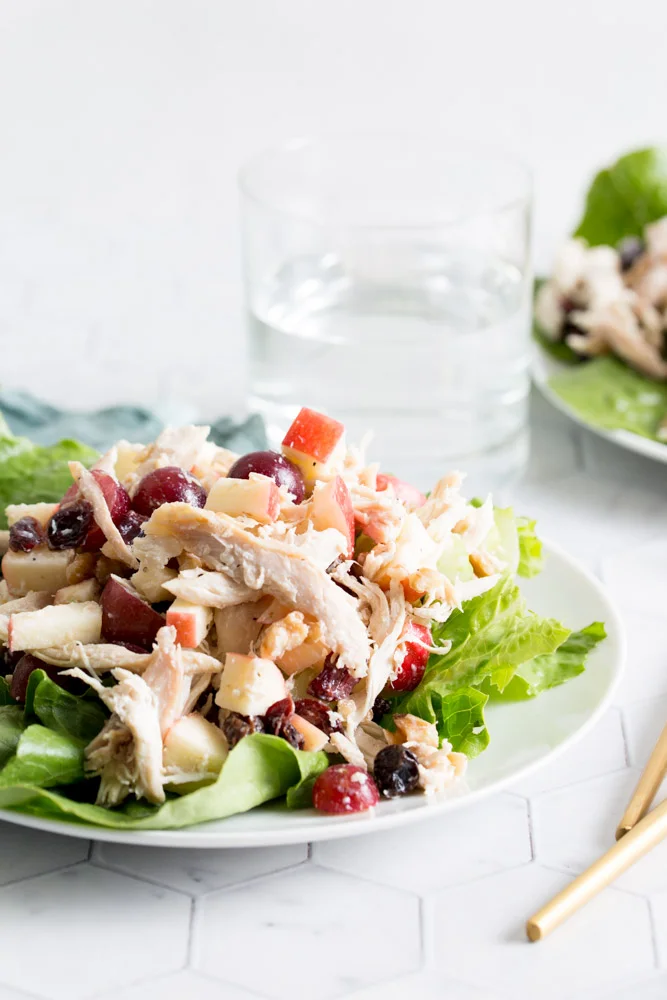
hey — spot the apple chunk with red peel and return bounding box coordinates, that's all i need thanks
[215,653,287,716]
[166,599,212,648]
[205,476,280,524]
[290,713,329,752]
[309,476,355,557]
[101,575,164,650]
[282,407,345,485]
[376,473,426,509]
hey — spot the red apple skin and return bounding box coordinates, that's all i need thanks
[311,476,355,556]
[376,474,426,509]
[101,577,164,649]
[282,407,345,463]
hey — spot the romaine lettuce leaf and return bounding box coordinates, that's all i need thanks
[517,516,543,578]
[389,576,571,756]
[0,433,98,529]
[548,356,667,441]
[575,147,667,247]
[500,622,606,699]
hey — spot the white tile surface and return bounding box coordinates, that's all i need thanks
[314,794,531,894]
[431,865,654,1000]
[97,971,257,1000]
[613,615,667,707]
[348,972,502,1000]
[94,841,307,894]
[0,822,89,885]
[0,865,190,1000]
[193,865,421,999]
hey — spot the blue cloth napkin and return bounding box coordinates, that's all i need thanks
[0,388,267,454]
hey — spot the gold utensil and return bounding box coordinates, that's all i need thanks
[526,797,667,941]
[616,720,667,839]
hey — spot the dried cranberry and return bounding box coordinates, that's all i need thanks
[9,517,45,552]
[294,697,342,735]
[263,697,305,749]
[308,656,357,702]
[47,501,95,550]
[372,696,391,723]
[313,764,379,814]
[373,744,420,799]
[117,510,147,545]
[221,712,264,748]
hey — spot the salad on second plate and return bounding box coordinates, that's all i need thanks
[535,147,667,443]
[0,407,604,829]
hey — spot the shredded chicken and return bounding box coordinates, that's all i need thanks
[36,640,221,676]
[140,503,371,676]
[163,568,258,608]
[69,462,138,568]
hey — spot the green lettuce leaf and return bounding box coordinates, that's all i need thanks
[517,517,543,578]
[29,673,107,744]
[575,147,667,247]
[0,724,86,789]
[0,707,26,768]
[0,432,98,529]
[0,678,16,706]
[390,576,570,755]
[548,356,667,441]
[0,733,328,830]
[501,622,607,699]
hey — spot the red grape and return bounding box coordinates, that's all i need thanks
[228,451,305,504]
[133,466,207,517]
[313,764,379,814]
[10,653,79,701]
[388,622,431,693]
[9,517,45,552]
[101,577,164,650]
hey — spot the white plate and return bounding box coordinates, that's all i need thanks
[533,343,667,464]
[0,540,624,848]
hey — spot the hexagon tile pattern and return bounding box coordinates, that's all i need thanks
[0,419,667,1000]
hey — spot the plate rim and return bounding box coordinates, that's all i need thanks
[0,539,625,848]
[532,342,667,464]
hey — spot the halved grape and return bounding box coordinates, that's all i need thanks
[227,451,305,504]
[133,466,207,517]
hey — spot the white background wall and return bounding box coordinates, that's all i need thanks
[0,0,665,417]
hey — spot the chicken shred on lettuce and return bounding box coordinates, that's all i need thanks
[0,408,600,822]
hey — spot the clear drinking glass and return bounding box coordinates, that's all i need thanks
[239,136,532,495]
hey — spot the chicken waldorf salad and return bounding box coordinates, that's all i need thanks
[0,407,604,828]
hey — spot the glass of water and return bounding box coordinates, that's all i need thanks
[239,136,532,494]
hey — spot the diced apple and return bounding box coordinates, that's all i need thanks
[163,713,228,776]
[1,549,73,597]
[205,476,280,524]
[214,601,267,657]
[166,599,212,648]
[215,652,287,716]
[6,502,59,527]
[290,713,329,752]
[376,474,426,509]
[54,578,101,605]
[277,640,327,676]
[101,575,164,649]
[282,407,345,485]
[114,441,144,484]
[309,476,355,556]
[8,601,102,652]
